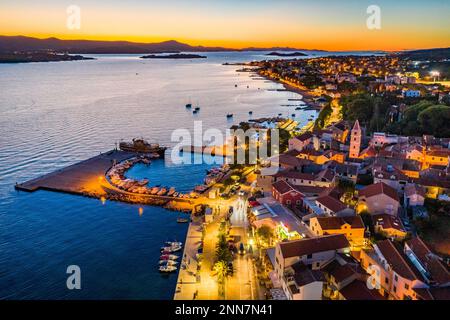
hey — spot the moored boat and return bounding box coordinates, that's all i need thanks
[165,241,183,247]
[119,138,167,157]
[160,254,179,260]
[157,187,167,196]
[159,265,177,273]
[150,187,159,195]
[167,187,176,196]
[177,217,189,223]
[159,260,178,266]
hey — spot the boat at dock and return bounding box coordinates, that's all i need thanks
[165,241,183,247]
[159,260,178,266]
[177,217,189,223]
[157,187,167,196]
[150,187,159,195]
[167,187,176,196]
[159,265,177,273]
[119,138,167,157]
[160,254,179,260]
[161,243,182,253]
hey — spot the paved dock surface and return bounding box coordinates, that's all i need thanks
[15,150,135,196]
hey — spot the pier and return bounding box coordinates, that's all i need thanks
[15,150,195,207]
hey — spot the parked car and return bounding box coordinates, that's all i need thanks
[239,242,245,255]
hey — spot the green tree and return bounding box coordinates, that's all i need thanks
[417,105,450,137]
[256,225,274,246]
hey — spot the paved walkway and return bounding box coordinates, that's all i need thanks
[174,196,264,300]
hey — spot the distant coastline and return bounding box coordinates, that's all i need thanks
[0,51,94,63]
[266,51,307,57]
[140,53,207,59]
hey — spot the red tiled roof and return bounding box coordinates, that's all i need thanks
[274,170,316,181]
[404,184,426,198]
[315,195,347,213]
[360,146,377,158]
[278,234,350,259]
[292,185,326,195]
[376,240,424,281]
[339,280,385,300]
[372,214,406,232]
[315,216,365,230]
[406,237,450,286]
[358,182,399,202]
[272,180,297,195]
[293,132,313,142]
[277,154,311,167]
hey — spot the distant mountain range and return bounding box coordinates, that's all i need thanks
[0,36,323,54]
[395,47,450,61]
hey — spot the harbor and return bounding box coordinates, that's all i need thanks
[1,51,313,300]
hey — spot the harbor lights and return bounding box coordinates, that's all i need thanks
[100,196,106,205]
[430,70,440,82]
[138,207,144,216]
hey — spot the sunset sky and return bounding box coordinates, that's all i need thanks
[1,0,449,51]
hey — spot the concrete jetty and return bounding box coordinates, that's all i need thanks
[15,149,194,206]
[15,150,133,195]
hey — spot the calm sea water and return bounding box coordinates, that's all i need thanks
[0,50,374,299]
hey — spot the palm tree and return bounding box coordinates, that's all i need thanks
[214,260,230,298]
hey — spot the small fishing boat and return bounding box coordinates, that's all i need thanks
[226,114,233,118]
[173,192,179,197]
[150,187,159,195]
[195,107,200,111]
[292,113,296,117]
[192,109,198,114]
[165,241,183,247]
[234,84,237,87]
[159,260,178,266]
[185,103,192,109]
[137,179,149,186]
[249,111,253,115]
[157,187,167,196]
[159,265,177,273]
[167,187,176,196]
[161,244,182,253]
[160,254,179,260]
[177,217,189,223]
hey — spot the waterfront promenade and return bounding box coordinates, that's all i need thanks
[174,192,263,300]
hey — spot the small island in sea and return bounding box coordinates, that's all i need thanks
[266,51,307,57]
[140,53,207,59]
[0,51,94,63]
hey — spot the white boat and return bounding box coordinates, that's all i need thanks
[161,244,182,253]
[159,260,178,266]
[159,265,177,273]
[165,241,183,247]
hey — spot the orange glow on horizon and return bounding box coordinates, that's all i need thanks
[1,1,449,52]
